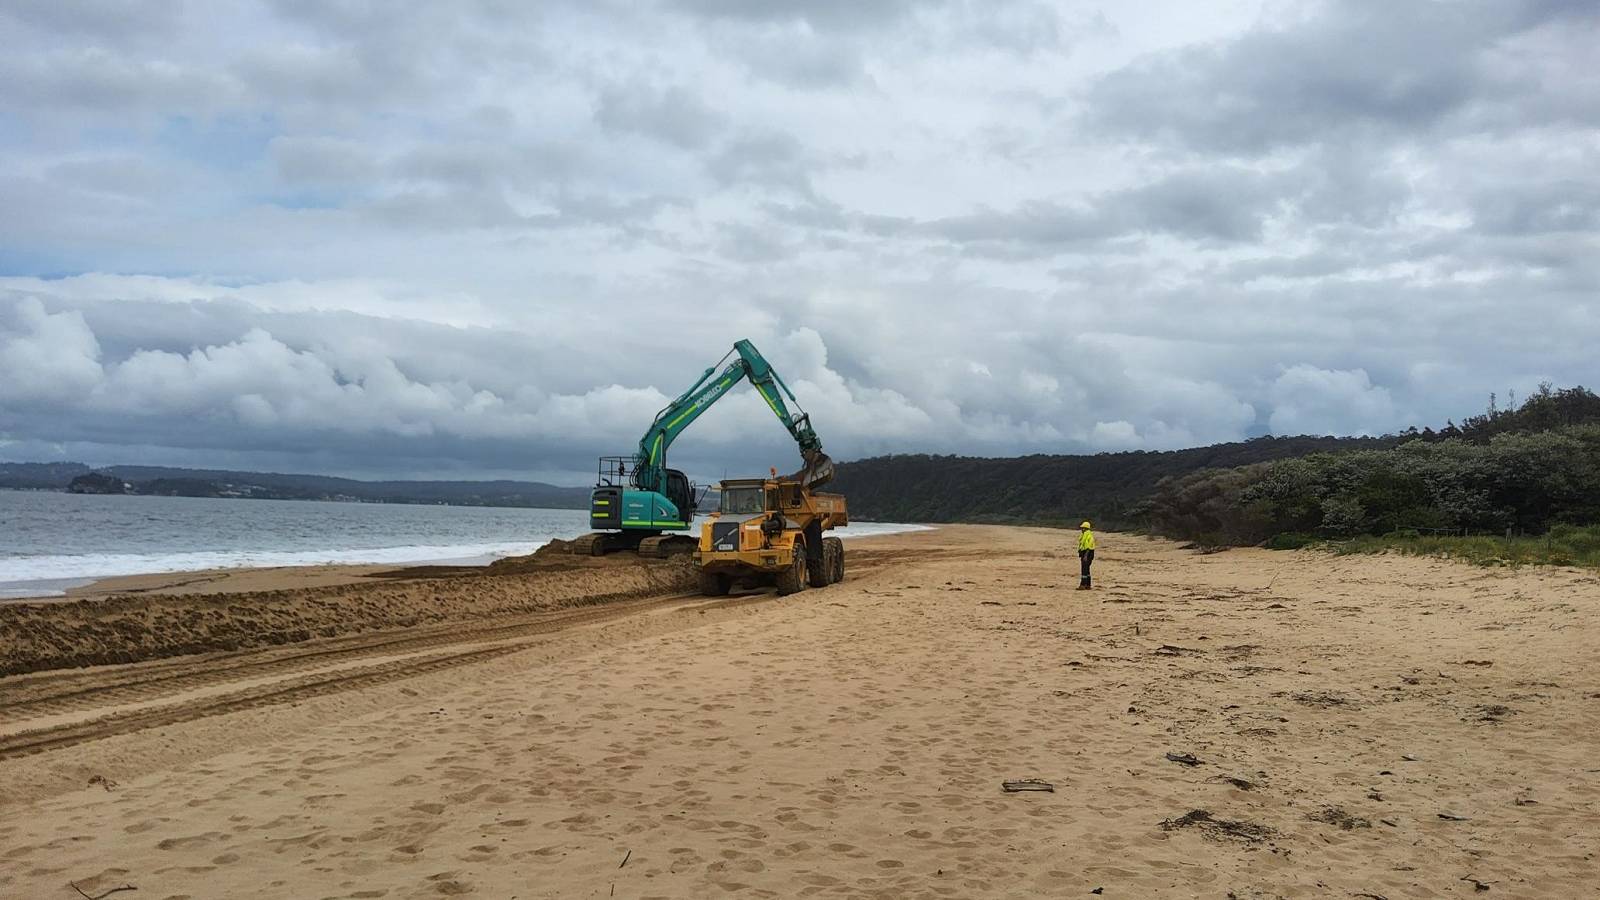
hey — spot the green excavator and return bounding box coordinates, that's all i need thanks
[573,339,835,557]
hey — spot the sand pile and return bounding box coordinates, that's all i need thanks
[485,537,603,574]
[0,550,695,677]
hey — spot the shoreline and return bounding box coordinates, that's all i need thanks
[0,522,937,600]
[0,544,551,600]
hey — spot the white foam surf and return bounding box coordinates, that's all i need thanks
[0,541,548,597]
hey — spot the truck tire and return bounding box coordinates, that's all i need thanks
[697,569,730,596]
[825,537,844,584]
[807,539,830,588]
[776,546,807,596]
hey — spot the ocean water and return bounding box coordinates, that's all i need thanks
[0,491,930,597]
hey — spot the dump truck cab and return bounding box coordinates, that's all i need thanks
[694,476,847,596]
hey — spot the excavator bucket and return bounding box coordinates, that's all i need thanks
[792,449,835,488]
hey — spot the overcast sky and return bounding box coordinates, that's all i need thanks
[1,0,1596,484]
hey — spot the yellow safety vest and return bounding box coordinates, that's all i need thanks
[1079,530,1096,551]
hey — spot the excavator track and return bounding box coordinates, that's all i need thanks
[638,534,698,558]
[572,531,649,556]
[574,531,692,558]
[572,532,611,556]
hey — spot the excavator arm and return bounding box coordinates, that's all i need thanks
[634,339,833,491]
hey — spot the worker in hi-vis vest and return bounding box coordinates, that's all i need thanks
[1077,521,1096,590]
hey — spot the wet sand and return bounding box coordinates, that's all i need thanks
[2,526,1597,898]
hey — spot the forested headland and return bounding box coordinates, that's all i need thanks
[833,385,1600,551]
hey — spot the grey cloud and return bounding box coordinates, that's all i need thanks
[1,0,185,38]
[392,143,521,190]
[925,166,1285,250]
[763,199,911,239]
[1086,0,1598,154]
[271,136,374,187]
[727,29,871,89]
[927,201,1108,246]
[694,0,1074,89]
[707,132,814,193]
[1114,168,1282,242]
[232,45,411,110]
[667,0,932,31]
[0,48,240,115]
[552,192,689,229]
[1470,179,1600,235]
[596,84,727,150]
[951,0,1070,55]
[363,188,529,231]
[47,155,182,200]
[713,222,791,263]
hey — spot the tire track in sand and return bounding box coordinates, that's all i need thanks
[0,540,918,762]
[0,590,782,761]
[0,593,697,720]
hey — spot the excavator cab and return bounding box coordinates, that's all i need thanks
[662,468,696,521]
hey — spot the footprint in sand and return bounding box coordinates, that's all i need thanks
[122,819,168,835]
[156,832,227,851]
[425,871,475,895]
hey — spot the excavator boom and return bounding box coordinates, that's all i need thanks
[633,339,832,491]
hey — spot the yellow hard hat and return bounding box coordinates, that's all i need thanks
[1080,521,1092,529]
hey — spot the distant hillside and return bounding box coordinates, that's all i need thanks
[0,463,590,509]
[832,384,1600,529]
[830,434,1396,527]
[0,461,92,489]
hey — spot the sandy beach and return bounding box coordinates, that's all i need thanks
[2,525,1597,898]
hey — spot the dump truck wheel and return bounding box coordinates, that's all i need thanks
[825,537,845,584]
[807,541,830,588]
[776,548,807,596]
[697,569,730,596]
[816,539,837,586]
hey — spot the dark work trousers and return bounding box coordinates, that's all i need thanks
[1079,549,1094,588]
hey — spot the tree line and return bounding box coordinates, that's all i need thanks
[1146,385,1600,545]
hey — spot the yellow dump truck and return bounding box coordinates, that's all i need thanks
[693,476,847,595]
